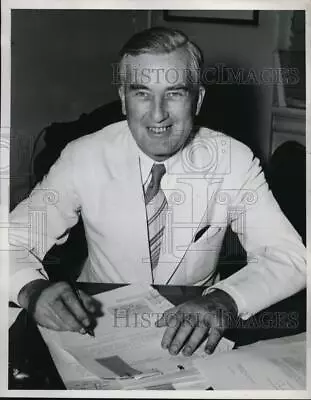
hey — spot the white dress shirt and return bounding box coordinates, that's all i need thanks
[9,121,306,320]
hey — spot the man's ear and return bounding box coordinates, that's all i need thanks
[118,85,127,116]
[195,85,206,116]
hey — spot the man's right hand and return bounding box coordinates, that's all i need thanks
[17,279,97,333]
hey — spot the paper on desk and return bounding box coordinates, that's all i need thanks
[193,333,306,390]
[38,283,234,389]
[44,339,123,390]
[46,338,211,390]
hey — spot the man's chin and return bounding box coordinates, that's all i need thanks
[150,154,171,162]
[147,147,180,162]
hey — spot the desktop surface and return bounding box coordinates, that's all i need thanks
[8,283,306,390]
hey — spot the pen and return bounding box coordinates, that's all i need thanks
[133,371,163,380]
[69,281,95,337]
[100,371,163,381]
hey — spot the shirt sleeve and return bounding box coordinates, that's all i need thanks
[9,142,81,304]
[203,145,306,320]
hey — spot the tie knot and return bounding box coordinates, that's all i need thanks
[151,163,166,183]
[145,163,166,204]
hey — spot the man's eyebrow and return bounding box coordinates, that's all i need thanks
[128,84,149,91]
[128,83,190,91]
[166,85,189,91]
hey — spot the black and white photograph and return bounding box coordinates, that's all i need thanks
[1,1,309,396]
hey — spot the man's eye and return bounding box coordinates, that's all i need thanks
[166,91,184,98]
[135,91,149,98]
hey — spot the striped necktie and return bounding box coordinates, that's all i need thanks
[144,163,168,273]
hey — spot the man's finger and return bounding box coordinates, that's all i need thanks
[61,290,91,327]
[167,316,197,355]
[204,327,223,354]
[38,316,64,331]
[78,290,96,313]
[43,300,74,331]
[52,299,84,332]
[155,316,166,327]
[182,325,208,356]
[155,307,176,327]
[160,312,182,349]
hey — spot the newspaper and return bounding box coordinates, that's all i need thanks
[38,283,234,389]
[193,332,306,390]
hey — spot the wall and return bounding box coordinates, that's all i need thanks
[151,10,280,164]
[10,9,149,208]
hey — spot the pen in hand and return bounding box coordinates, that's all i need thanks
[69,282,95,337]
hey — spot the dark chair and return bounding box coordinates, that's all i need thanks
[267,141,306,245]
[226,140,306,345]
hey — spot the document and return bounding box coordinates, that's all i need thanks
[38,283,234,389]
[194,333,306,390]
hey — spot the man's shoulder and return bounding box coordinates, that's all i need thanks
[196,126,252,155]
[191,126,254,171]
[64,120,129,155]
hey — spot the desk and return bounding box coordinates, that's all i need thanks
[9,283,306,390]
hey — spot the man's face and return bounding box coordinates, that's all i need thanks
[118,50,205,161]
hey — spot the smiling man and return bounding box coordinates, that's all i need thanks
[10,27,306,357]
[118,50,205,162]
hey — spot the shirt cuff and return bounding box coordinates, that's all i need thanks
[9,268,48,306]
[202,282,251,320]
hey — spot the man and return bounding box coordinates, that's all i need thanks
[9,27,306,357]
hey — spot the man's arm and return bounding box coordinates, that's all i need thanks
[205,145,306,319]
[157,143,306,355]
[9,143,96,332]
[17,279,96,332]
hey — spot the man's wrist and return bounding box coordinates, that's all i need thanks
[17,279,51,312]
[204,288,238,316]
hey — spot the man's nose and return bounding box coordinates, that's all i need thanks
[150,98,169,123]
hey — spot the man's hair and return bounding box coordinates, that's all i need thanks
[118,26,204,86]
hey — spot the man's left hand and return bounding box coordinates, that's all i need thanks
[155,289,238,356]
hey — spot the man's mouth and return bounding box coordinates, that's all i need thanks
[147,125,172,134]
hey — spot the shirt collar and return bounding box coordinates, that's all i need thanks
[137,147,180,185]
